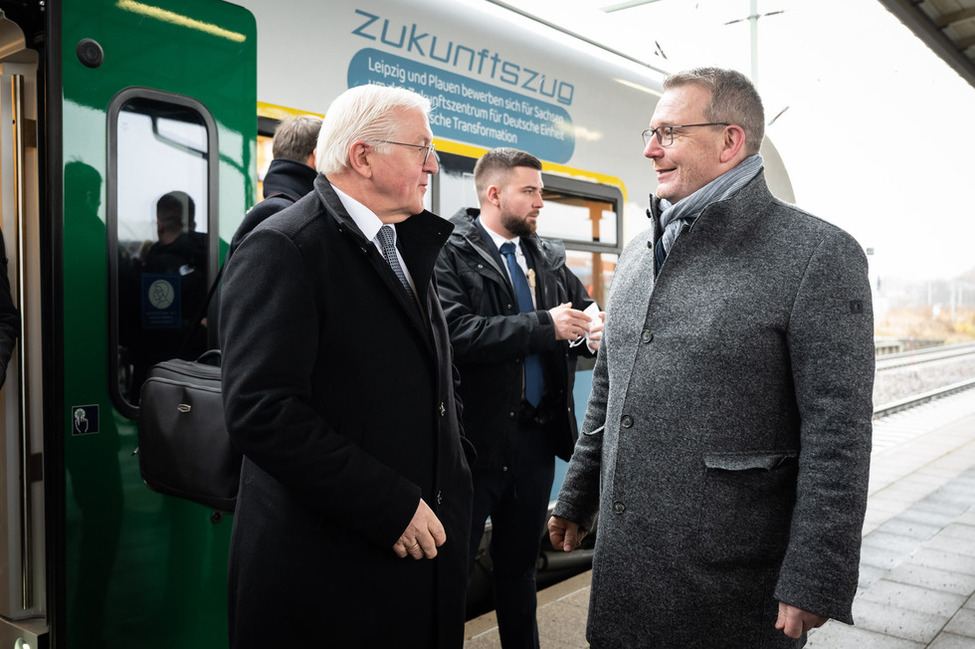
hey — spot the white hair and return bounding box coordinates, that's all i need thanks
[316,84,432,175]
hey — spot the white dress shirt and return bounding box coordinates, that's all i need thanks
[481,222,536,309]
[332,185,418,297]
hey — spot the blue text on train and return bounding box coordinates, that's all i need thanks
[352,9,575,107]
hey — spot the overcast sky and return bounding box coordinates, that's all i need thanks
[523,0,975,282]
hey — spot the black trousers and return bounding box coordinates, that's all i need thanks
[468,426,555,649]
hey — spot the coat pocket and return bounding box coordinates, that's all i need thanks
[697,450,798,567]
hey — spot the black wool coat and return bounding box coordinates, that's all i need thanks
[220,175,473,649]
[435,208,595,470]
[228,157,317,258]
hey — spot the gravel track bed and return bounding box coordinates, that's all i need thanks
[873,357,975,406]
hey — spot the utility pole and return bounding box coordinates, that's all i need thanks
[750,0,759,83]
[725,0,784,87]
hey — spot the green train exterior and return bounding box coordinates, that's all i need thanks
[0,0,256,646]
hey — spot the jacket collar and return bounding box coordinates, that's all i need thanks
[313,175,454,334]
[314,174,451,247]
[448,207,566,272]
[647,168,771,240]
[262,158,318,203]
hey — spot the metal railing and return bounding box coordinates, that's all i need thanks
[873,377,975,418]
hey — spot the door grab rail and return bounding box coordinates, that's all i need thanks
[12,71,33,611]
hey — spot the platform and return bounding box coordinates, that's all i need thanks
[464,391,975,648]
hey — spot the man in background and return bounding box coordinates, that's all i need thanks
[229,113,321,257]
[436,147,602,649]
[132,191,207,386]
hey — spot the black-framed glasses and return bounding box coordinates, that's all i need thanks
[642,122,730,147]
[372,139,437,165]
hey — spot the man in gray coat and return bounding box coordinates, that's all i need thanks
[548,67,874,648]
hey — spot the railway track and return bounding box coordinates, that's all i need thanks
[876,341,975,371]
[874,376,975,418]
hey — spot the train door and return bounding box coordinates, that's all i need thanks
[60,2,256,646]
[1,1,256,647]
[0,11,45,647]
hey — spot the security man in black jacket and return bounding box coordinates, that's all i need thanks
[435,148,603,649]
[228,114,322,258]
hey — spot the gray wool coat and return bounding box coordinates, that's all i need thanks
[554,170,874,649]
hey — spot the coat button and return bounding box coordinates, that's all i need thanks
[621,415,633,428]
[641,330,653,343]
[613,501,625,514]
[437,490,443,505]
[439,402,446,416]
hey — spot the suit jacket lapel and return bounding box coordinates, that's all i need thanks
[397,211,453,330]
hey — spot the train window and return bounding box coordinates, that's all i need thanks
[566,249,617,314]
[106,89,219,418]
[434,151,623,311]
[537,192,617,247]
[434,153,478,219]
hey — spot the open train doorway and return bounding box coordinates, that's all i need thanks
[0,10,47,647]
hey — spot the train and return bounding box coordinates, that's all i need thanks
[0,0,794,646]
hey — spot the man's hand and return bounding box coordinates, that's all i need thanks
[392,499,446,560]
[548,515,587,552]
[587,311,606,350]
[775,602,827,639]
[549,302,591,341]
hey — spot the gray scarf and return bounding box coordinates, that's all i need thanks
[657,154,764,256]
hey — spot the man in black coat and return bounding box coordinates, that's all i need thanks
[435,147,603,648]
[220,84,473,648]
[130,191,207,388]
[228,113,321,257]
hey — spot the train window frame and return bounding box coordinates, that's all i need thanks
[106,87,220,419]
[256,116,278,201]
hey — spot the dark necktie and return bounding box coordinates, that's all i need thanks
[653,237,667,275]
[378,225,418,308]
[499,242,543,407]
